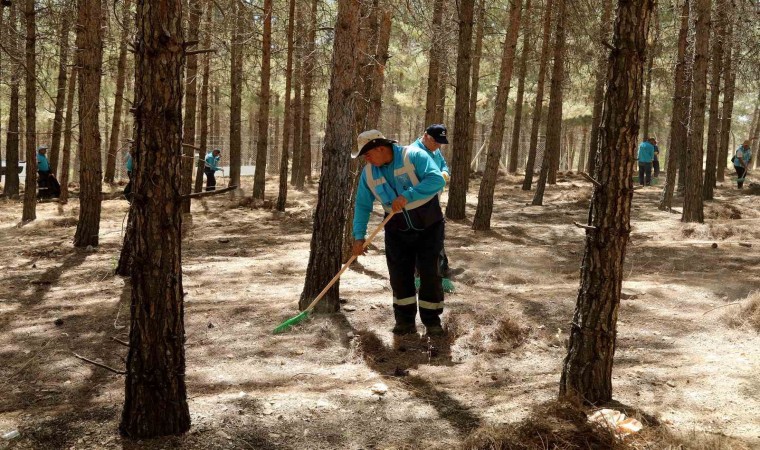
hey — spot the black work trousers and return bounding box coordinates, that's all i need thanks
[385,218,445,327]
[735,165,747,188]
[638,162,652,186]
[205,168,216,191]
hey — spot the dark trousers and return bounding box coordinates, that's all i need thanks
[205,168,216,191]
[386,219,445,327]
[653,159,660,178]
[37,170,50,198]
[638,162,652,186]
[124,171,133,202]
[735,165,747,188]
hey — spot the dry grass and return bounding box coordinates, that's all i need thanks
[724,291,760,332]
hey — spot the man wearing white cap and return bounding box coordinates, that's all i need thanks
[351,130,447,337]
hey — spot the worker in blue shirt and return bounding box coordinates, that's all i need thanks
[352,129,446,337]
[410,124,457,291]
[733,140,752,189]
[36,145,51,198]
[637,137,655,186]
[124,149,134,202]
[204,149,222,191]
[652,138,660,178]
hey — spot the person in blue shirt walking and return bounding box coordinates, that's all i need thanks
[352,129,447,337]
[733,140,752,189]
[652,138,660,178]
[124,149,134,202]
[36,145,51,198]
[637,137,655,186]
[204,149,222,191]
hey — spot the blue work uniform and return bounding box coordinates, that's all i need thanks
[637,141,655,186]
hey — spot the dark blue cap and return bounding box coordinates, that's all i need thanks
[426,124,449,145]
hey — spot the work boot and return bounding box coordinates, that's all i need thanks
[424,324,445,337]
[392,322,417,336]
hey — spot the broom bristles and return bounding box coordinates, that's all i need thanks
[273,310,311,334]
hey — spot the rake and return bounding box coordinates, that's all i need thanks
[273,211,396,334]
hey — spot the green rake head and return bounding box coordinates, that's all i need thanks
[273,309,311,334]
[414,276,455,294]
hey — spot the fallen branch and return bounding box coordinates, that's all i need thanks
[111,337,129,347]
[182,143,201,150]
[573,221,598,232]
[180,185,238,200]
[73,352,126,375]
[185,48,216,56]
[580,172,602,188]
[702,302,741,315]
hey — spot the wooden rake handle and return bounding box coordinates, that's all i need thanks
[303,211,396,312]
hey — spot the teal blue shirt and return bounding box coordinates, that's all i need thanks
[410,138,450,175]
[353,143,445,239]
[37,153,49,172]
[205,152,221,170]
[734,146,751,167]
[637,141,655,163]
[126,154,134,172]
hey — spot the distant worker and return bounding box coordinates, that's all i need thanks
[637,137,655,186]
[36,145,51,198]
[411,124,457,292]
[352,130,447,337]
[652,138,660,178]
[733,140,752,189]
[124,149,134,202]
[204,149,222,191]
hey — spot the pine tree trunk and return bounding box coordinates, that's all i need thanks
[640,7,658,141]
[424,0,445,127]
[49,11,71,179]
[73,0,104,246]
[703,0,725,200]
[104,0,131,183]
[3,3,20,198]
[717,8,735,183]
[586,0,613,177]
[532,0,566,206]
[658,0,690,211]
[229,0,244,190]
[59,66,78,204]
[194,1,211,194]
[290,29,303,188]
[366,5,392,129]
[299,0,360,312]
[445,0,475,221]
[181,0,201,211]
[577,126,588,172]
[682,0,710,223]
[119,0,190,438]
[508,0,532,174]
[300,0,317,183]
[276,0,296,211]
[467,0,486,165]
[21,0,37,223]
[559,0,654,405]
[252,0,272,200]
[521,0,553,190]
[472,0,522,231]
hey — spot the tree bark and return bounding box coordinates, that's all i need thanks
[586,0,613,177]
[299,0,360,312]
[59,66,78,204]
[276,0,296,211]
[120,0,190,438]
[521,0,553,190]
[468,0,486,165]
[703,0,726,200]
[73,0,104,246]
[445,0,475,220]
[472,0,522,231]
[424,0,445,127]
[577,126,588,172]
[290,21,303,188]
[252,0,272,200]
[532,0,566,206]
[559,0,654,405]
[181,0,201,211]
[300,0,317,184]
[21,0,37,223]
[194,0,212,193]
[3,3,20,198]
[104,0,131,183]
[640,6,658,141]
[717,7,735,183]
[682,0,710,223]
[49,9,71,179]
[508,0,532,174]
[659,0,690,211]
[229,0,244,190]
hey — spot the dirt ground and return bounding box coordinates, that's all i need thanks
[1,172,759,449]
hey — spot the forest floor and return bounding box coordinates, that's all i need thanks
[1,172,759,449]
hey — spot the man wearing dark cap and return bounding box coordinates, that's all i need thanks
[352,129,447,337]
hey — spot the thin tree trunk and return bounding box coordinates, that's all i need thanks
[577,126,588,172]
[252,0,272,200]
[468,0,486,165]
[366,5,392,129]
[717,7,735,183]
[276,0,296,210]
[424,0,445,126]
[300,0,316,184]
[59,67,78,204]
[586,0,613,177]
[682,0,710,223]
[194,0,211,193]
[659,0,690,211]
[181,0,201,211]
[445,0,475,221]
[49,9,71,179]
[229,0,244,190]
[560,0,654,405]
[508,0,532,174]
[640,6,658,141]
[472,0,522,231]
[119,0,190,437]
[532,0,566,206]
[21,0,37,223]
[73,0,104,246]
[3,3,21,198]
[290,27,303,188]
[522,0,553,190]
[703,0,725,200]
[104,0,131,183]
[299,0,360,312]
